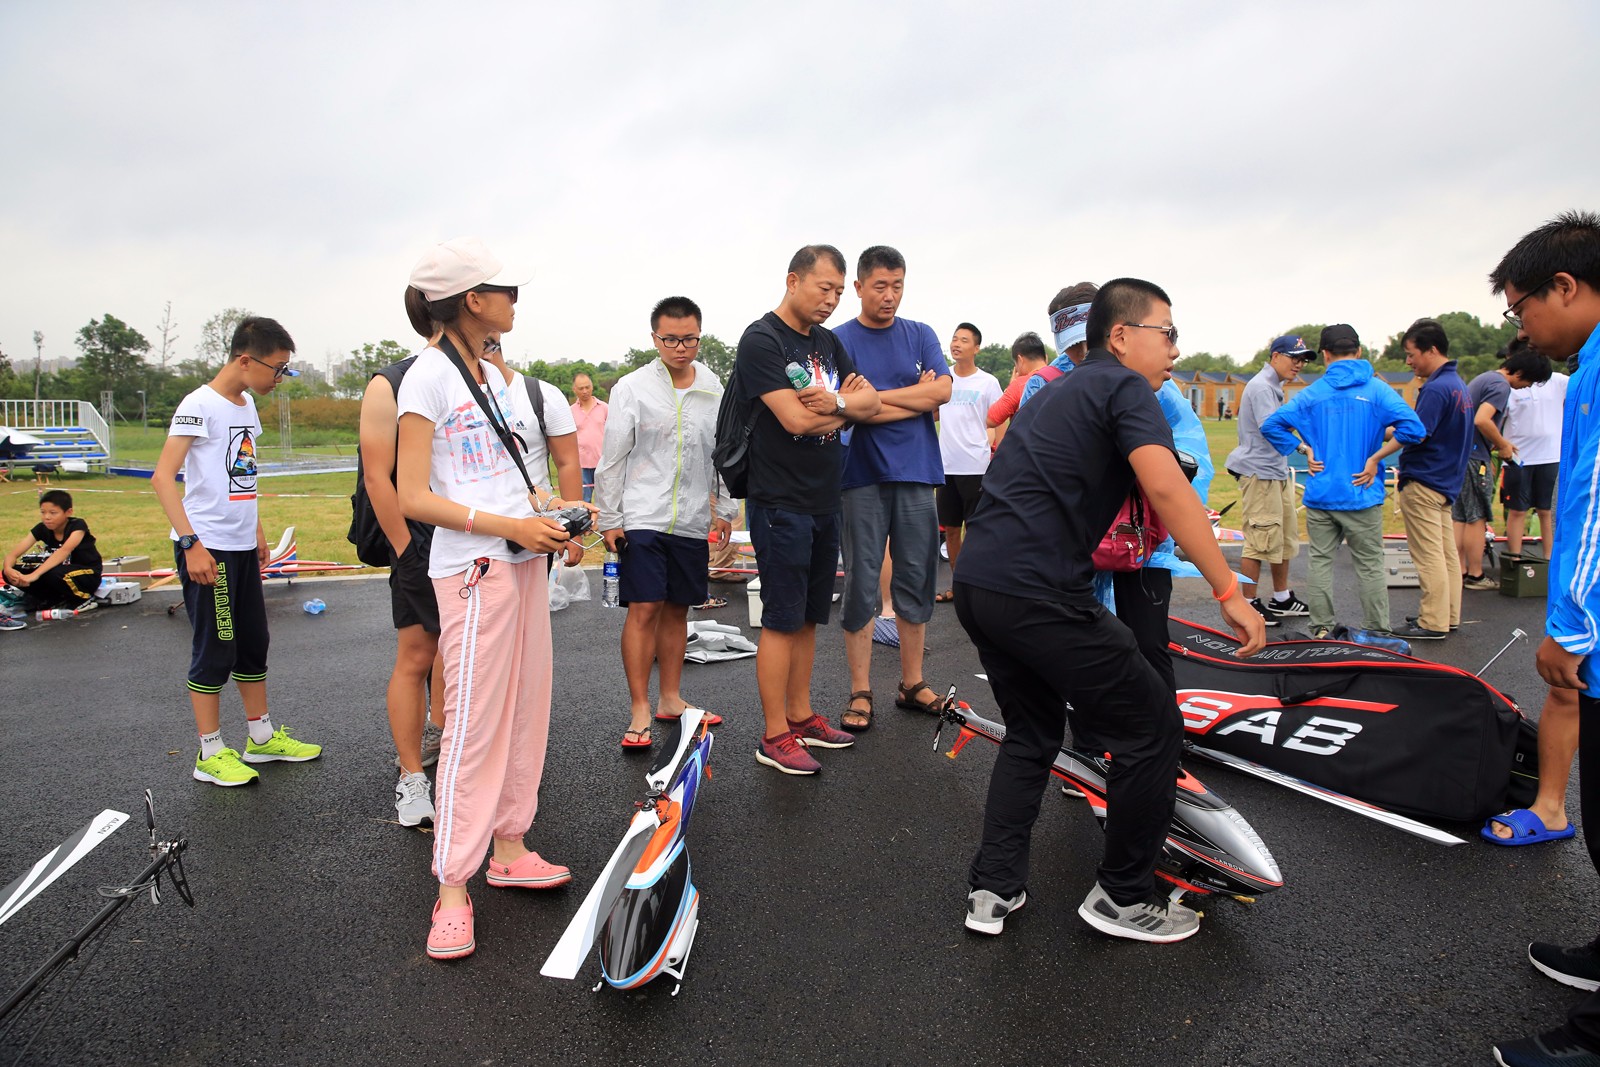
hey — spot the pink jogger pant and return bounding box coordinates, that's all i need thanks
[430,558,552,887]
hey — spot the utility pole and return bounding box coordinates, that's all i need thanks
[32,331,43,402]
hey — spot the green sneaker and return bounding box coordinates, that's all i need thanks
[194,747,260,787]
[242,725,323,764]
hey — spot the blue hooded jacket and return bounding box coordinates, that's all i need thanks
[1548,323,1600,691]
[1260,359,1425,511]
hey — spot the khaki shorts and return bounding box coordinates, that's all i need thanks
[1239,475,1300,563]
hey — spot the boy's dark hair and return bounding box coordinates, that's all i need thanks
[1086,278,1171,349]
[955,322,982,345]
[1049,281,1100,315]
[1504,347,1554,384]
[1490,210,1600,295]
[856,245,906,279]
[39,489,72,511]
[1011,332,1048,361]
[787,244,847,279]
[230,316,296,358]
[1402,317,1450,357]
[651,296,703,331]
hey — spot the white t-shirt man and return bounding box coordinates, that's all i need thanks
[1504,371,1568,466]
[395,348,575,579]
[938,366,1003,475]
[167,384,264,551]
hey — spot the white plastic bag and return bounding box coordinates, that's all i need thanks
[553,562,590,602]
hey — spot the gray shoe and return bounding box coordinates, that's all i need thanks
[420,720,443,768]
[395,770,435,828]
[1077,883,1199,943]
[965,888,1026,935]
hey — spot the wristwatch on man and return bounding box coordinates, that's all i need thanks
[177,534,201,551]
[834,392,846,414]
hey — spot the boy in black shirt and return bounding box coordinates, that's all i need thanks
[3,489,102,611]
[735,244,880,775]
[954,278,1264,942]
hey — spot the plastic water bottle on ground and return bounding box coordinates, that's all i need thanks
[303,598,327,615]
[36,608,76,620]
[602,551,620,608]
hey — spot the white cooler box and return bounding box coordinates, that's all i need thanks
[746,578,763,629]
[1385,544,1420,588]
[98,580,143,605]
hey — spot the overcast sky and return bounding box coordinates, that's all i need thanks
[1,1,1595,375]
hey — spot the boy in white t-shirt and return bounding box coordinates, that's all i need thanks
[935,321,1001,601]
[152,317,322,787]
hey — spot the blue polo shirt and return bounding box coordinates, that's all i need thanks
[835,316,950,489]
[1397,359,1473,497]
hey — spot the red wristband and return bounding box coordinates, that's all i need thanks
[1213,575,1238,603]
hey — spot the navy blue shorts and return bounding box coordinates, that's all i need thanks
[618,529,709,607]
[748,504,839,632]
[1504,462,1558,513]
[177,545,268,694]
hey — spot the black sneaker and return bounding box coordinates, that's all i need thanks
[1268,591,1309,617]
[1494,1027,1600,1066]
[1247,597,1281,627]
[965,888,1026,935]
[1530,941,1600,991]
[1405,614,1459,633]
[1392,622,1449,641]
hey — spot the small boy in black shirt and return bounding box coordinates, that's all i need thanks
[954,278,1265,943]
[3,489,103,611]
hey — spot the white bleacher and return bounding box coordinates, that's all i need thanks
[0,400,111,472]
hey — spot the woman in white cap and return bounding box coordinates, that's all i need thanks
[395,236,590,960]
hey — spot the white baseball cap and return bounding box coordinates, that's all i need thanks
[408,237,533,302]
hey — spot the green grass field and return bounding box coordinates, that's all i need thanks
[2,418,1403,577]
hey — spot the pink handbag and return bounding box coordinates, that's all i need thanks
[1092,488,1167,572]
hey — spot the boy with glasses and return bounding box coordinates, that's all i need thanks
[152,317,322,787]
[1226,335,1316,626]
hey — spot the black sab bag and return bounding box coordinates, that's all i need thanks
[1168,618,1535,822]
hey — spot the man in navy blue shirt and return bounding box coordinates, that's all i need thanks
[833,247,952,731]
[953,278,1265,943]
[1382,319,1473,639]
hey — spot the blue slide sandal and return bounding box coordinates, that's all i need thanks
[1481,808,1577,846]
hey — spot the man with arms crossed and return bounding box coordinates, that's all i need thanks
[596,296,737,748]
[954,278,1265,943]
[735,245,880,775]
[570,372,607,503]
[834,246,952,731]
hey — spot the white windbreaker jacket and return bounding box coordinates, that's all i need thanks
[593,358,738,539]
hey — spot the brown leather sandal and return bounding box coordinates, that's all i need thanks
[896,680,942,714]
[841,691,874,732]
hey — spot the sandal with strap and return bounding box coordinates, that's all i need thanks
[621,727,652,749]
[841,691,874,733]
[896,680,943,715]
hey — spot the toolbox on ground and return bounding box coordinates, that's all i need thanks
[1499,552,1549,599]
[1384,544,1419,588]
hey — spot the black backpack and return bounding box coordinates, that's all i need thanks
[348,358,554,567]
[713,320,802,500]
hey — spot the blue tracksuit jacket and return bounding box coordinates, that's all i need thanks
[1549,323,1600,691]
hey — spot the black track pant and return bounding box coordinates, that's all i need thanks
[22,565,100,610]
[1566,695,1600,1048]
[954,582,1182,906]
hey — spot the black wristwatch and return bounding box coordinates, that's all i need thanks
[177,534,201,551]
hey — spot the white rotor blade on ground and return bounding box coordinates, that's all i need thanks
[0,810,130,925]
[541,809,662,980]
[1187,744,1467,847]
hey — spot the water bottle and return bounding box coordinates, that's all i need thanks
[302,598,327,615]
[784,361,813,390]
[36,608,76,620]
[602,551,620,608]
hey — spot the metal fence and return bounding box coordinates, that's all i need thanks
[0,399,111,455]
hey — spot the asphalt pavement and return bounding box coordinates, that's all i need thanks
[0,550,1589,1067]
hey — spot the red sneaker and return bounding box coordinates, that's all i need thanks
[789,713,856,750]
[755,731,822,775]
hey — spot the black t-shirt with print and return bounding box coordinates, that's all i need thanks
[736,311,858,515]
[31,517,101,572]
[954,349,1176,604]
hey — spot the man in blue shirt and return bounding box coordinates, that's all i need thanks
[1488,210,1600,1067]
[1260,325,1424,638]
[1381,319,1473,640]
[833,246,951,731]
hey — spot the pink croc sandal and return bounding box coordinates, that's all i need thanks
[427,894,475,960]
[485,851,573,889]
